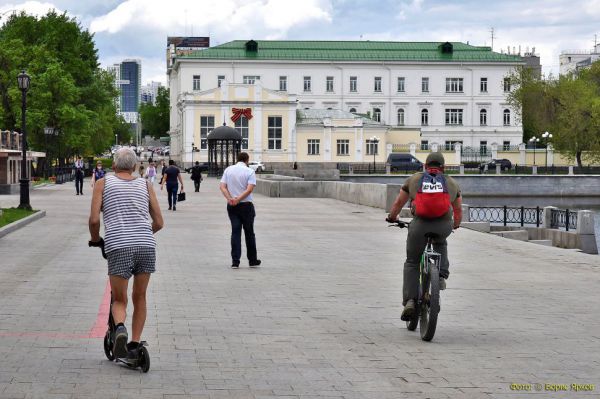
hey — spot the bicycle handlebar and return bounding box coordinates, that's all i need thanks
[387,218,410,228]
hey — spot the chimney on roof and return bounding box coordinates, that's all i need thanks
[245,40,258,53]
[439,42,453,54]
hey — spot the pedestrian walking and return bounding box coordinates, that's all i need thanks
[158,160,166,185]
[74,156,85,195]
[91,161,106,188]
[160,160,184,211]
[145,161,157,184]
[190,161,203,192]
[138,162,145,178]
[219,152,261,268]
[88,147,163,361]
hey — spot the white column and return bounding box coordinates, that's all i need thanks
[184,106,195,164]
[454,143,462,165]
[410,143,417,156]
[288,106,296,161]
[253,105,263,162]
[431,142,439,152]
[491,143,498,159]
[324,127,332,161]
[356,127,363,162]
[519,143,526,165]
[548,144,554,166]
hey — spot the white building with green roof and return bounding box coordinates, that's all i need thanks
[168,39,524,165]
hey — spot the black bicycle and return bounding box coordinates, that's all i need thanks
[388,219,441,341]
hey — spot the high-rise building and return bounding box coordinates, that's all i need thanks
[560,43,600,76]
[141,81,163,105]
[120,59,142,114]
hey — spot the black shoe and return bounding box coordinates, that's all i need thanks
[76,193,79,195]
[439,278,446,290]
[113,325,128,359]
[400,299,415,321]
[173,206,176,211]
[231,262,240,268]
[168,206,172,210]
[249,260,261,267]
[126,341,141,362]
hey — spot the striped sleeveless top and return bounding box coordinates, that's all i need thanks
[102,174,155,253]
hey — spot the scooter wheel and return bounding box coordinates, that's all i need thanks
[138,346,150,372]
[103,330,115,361]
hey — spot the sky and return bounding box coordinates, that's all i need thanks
[0,0,599,86]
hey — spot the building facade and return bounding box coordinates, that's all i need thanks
[560,44,600,75]
[141,81,163,105]
[168,40,524,165]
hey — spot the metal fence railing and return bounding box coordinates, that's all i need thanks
[337,162,387,174]
[469,206,543,227]
[550,209,578,231]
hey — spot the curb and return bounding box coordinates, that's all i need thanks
[0,210,46,239]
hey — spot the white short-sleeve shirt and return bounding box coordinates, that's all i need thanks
[220,162,257,202]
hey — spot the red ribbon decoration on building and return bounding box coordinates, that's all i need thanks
[231,107,253,123]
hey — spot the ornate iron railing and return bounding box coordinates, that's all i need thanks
[469,206,543,227]
[550,209,578,231]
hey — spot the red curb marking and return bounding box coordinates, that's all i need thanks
[0,280,110,339]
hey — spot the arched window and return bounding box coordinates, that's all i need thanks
[503,109,510,126]
[397,108,405,126]
[373,108,381,122]
[349,107,357,113]
[421,109,429,126]
[480,109,487,126]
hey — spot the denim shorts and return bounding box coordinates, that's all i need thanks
[107,246,156,279]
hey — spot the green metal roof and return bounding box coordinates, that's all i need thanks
[178,40,523,63]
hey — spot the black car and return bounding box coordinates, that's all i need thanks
[479,158,512,172]
[386,153,423,172]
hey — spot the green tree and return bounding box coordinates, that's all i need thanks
[0,11,122,163]
[139,87,170,139]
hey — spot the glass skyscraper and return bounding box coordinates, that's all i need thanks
[120,60,141,113]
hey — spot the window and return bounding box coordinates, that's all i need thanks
[279,76,287,91]
[350,76,357,92]
[192,75,201,91]
[445,108,464,125]
[445,140,463,151]
[326,76,334,92]
[421,77,429,93]
[503,109,511,125]
[445,78,464,93]
[503,78,511,92]
[421,109,429,126]
[480,77,488,92]
[217,75,225,88]
[374,77,382,92]
[420,140,429,150]
[243,75,260,84]
[397,108,405,126]
[480,141,488,155]
[349,107,357,113]
[235,116,249,149]
[308,139,320,155]
[480,109,487,126]
[397,77,405,92]
[303,76,311,92]
[366,139,379,155]
[200,116,214,149]
[503,141,511,151]
[337,139,349,156]
[268,116,282,150]
[372,108,381,122]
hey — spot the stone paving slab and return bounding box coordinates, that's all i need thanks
[0,177,599,398]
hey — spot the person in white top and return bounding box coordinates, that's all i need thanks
[219,152,261,268]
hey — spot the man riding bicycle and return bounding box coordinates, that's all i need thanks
[387,152,462,321]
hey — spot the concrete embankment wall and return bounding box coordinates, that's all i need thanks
[342,175,600,198]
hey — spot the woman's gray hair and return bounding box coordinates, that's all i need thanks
[113,148,137,171]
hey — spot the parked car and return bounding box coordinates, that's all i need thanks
[386,153,423,172]
[479,158,512,172]
[248,161,265,172]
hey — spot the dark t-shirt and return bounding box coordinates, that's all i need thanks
[164,166,180,184]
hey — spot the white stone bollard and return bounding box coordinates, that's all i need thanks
[461,204,470,222]
[349,165,354,175]
[542,206,557,228]
[576,210,598,254]
[459,164,465,175]
[386,164,391,175]
[496,164,501,175]
[532,165,538,175]
[568,166,574,175]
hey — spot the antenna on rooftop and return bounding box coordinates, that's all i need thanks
[490,27,496,50]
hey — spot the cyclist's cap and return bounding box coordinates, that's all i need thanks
[425,152,445,167]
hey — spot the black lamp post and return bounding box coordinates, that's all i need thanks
[542,131,552,169]
[191,142,199,164]
[44,126,54,179]
[529,136,539,166]
[17,70,31,210]
[370,136,379,174]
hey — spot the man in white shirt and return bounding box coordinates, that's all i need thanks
[74,156,84,195]
[219,152,261,268]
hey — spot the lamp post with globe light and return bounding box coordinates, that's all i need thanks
[542,131,552,170]
[369,136,379,174]
[17,70,31,210]
[529,136,540,167]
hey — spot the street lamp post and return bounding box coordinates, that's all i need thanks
[44,126,54,179]
[115,134,118,147]
[369,136,380,174]
[17,70,31,210]
[528,136,540,167]
[542,131,552,170]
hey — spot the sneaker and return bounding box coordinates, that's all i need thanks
[439,278,446,290]
[126,342,140,362]
[113,325,128,359]
[400,299,415,321]
[173,206,176,211]
[231,262,240,268]
[249,259,261,268]
[168,206,172,210]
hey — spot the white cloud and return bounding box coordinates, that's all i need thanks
[0,1,62,22]
[397,0,423,21]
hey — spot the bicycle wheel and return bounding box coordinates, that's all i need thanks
[420,262,440,341]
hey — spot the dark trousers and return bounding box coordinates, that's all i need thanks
[403,217,453,305]
[75,170,84,194]
[227,202,257,263]
[193,178,201,192]
[166,183,178,208]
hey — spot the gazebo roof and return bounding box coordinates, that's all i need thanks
[208,123,242,140]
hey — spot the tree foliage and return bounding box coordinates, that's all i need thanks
[139,87,170,139]
[0,11,122,160]
[507,61,600,166]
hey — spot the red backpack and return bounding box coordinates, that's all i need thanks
[413,171,451,219]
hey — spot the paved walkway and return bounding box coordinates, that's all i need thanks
[0,177,598,399]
